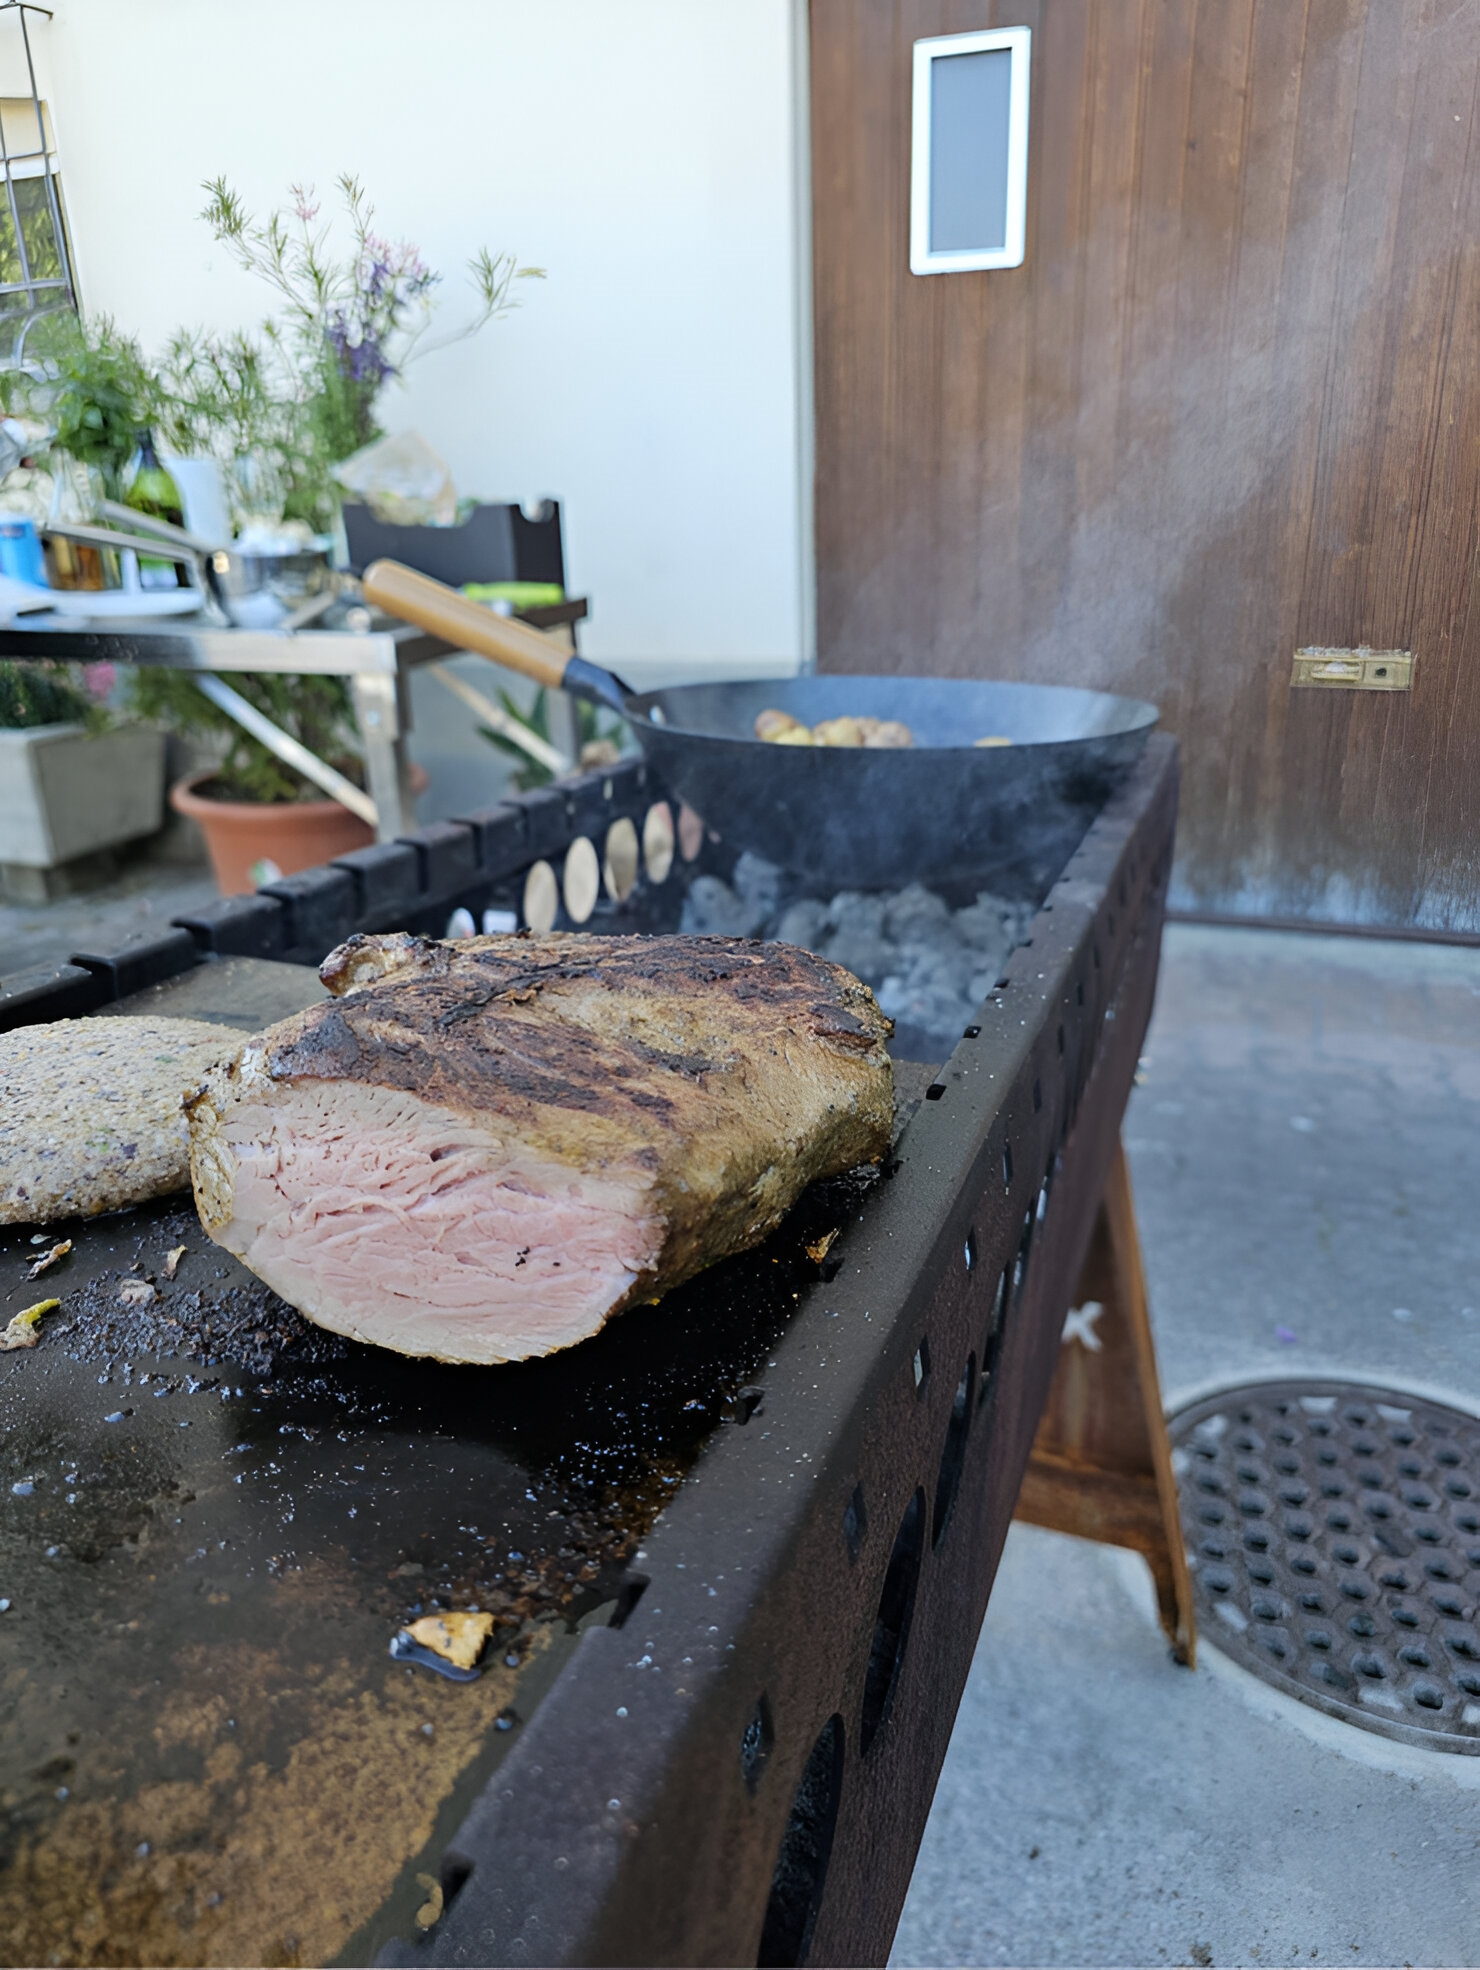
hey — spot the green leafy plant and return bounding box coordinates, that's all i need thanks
[126,668,361,803]
[151,325,318,532]
[199,174,543,526]
[0,658,112,731]
[5,182,544,800]
[153,327,290,476]
[16,314,158,497]
[478,687,628,792]
[6,178,542,538]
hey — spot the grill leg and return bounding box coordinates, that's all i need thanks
[1014,1136,1196,1666]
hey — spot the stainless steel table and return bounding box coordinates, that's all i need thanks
[0,598,588,839]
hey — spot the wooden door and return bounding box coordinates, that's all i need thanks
[811,0,1480,930]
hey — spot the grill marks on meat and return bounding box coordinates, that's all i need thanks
[188,933,893,1364]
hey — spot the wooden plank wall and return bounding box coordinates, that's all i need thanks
[811,0,1480,929]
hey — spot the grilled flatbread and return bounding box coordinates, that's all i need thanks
[1,1015,236,1225]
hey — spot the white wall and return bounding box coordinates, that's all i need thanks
[12,0,811,681]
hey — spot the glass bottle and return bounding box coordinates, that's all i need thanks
[45,457,114,591]
[125,430,188,588]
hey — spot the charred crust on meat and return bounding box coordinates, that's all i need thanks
[266,1005,365,1080]
[316,930,885,1004]
[627,1039,720,1080]
[319,930,448,997]
[806,1002,890,1050]
[268,938,892,1144]
[293,936,892,1122]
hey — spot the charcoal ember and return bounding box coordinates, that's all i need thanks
[955,893,1036,955]
[679,875,768,938]
[824,892,888,939]
[882,884,954,940]
[818,894,891,983]
[677,852,1033,1054]
[773,899,829,949]
[876,978,979,1036]
[730,851,800,915]
[900,942,979,998]
[822,930,893,982]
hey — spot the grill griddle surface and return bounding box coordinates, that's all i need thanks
[0,970,928,1967]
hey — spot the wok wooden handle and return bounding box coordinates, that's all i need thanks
[362,559,572,692]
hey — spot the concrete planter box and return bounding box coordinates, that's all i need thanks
[0,723,167,895]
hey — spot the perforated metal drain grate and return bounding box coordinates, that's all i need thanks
[1169,1382,1480,1752]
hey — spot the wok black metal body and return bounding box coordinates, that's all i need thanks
[0,736,1177,1968]
[586,669,1158,898]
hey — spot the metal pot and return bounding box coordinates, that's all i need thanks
[205,545,334,627]
[94,502,335,627]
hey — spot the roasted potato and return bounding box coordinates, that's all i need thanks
[755,708,806,741]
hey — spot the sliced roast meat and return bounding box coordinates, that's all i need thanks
[188,932,893,1364]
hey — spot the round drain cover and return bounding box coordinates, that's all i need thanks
[1169,1382,1480,1752]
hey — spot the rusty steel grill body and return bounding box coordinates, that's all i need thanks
[1172,1382,1480,1752]
[0,737,1178,1968]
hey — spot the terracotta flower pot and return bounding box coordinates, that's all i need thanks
[171,767,421,897]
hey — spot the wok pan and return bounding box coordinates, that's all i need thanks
[362,561,1158,896]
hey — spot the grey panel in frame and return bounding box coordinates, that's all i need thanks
[930,48,1012,252]
[910,27,1030,275]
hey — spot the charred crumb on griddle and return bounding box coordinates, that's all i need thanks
[402,1507,653,1639]
[29,1201,347,1377]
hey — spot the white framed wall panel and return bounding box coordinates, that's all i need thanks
[910,26,1031,275]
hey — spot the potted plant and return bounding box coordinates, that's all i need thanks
[0,659,166,901]
[195,173,543,529]
[126,666,381,895]
[133,177,538,890]
[39,315,158,501]
[479,685,630,790]
[3,182,541,895]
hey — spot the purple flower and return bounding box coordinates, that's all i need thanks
[356,231,436,308]
[326,311,394,385]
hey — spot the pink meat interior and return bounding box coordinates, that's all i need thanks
[214,1081,662,1362]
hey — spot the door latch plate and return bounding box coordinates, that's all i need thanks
[1290,647,1413,691]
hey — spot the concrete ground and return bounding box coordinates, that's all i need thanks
[893,923,1480,1969]
[0,853,219,981]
